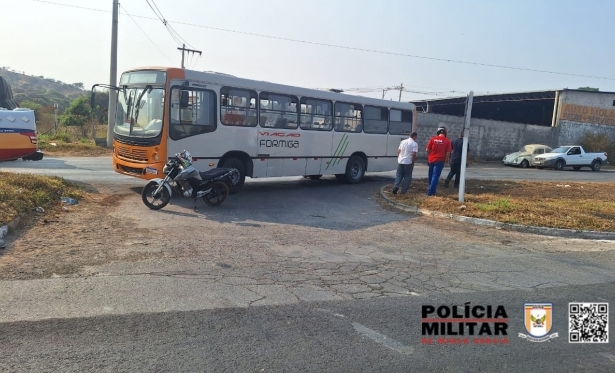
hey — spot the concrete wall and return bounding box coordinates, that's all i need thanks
[416,113,554,161]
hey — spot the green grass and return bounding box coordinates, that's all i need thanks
[475,196,516,213]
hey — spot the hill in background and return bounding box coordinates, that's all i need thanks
[0,67,86,111]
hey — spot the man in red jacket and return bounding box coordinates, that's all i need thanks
[425,126,452,196]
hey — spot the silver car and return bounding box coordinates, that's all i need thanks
[502,144,553,168]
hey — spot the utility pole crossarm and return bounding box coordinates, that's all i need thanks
[177,44,202,69]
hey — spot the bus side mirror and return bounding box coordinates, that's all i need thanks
[180,91,189,108]
[90,91,96,109]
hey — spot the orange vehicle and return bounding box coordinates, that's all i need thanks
[0,77,43,162]
[0,108,43,162]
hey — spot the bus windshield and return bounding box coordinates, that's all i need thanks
[114,87,165,138]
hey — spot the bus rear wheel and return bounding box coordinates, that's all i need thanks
[338,155,365,184]
[220,157,245,194]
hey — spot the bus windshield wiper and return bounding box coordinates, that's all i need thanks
[133,85,152,127]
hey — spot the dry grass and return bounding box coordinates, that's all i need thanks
[37,125,111,157]
[0,172,84,226]
[384,179,615,232]
[38,139,111,157]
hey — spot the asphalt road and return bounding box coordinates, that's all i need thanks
[1,156,614,372]
[1,284,613,372]
[1,156,614,185]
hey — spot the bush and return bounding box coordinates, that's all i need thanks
[578,132,615,164]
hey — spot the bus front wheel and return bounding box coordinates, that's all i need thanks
[220,157,245,194]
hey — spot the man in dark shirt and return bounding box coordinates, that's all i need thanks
[444,132,470,188]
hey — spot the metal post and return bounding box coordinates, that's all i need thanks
[53,103,58,134]
[551,91,560,127]
[106,0,119,147]
[458,91,473,202]
[181,44,185,69]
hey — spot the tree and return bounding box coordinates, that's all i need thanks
[60,96,92,127]
[19,100,43,120]
[578,87,599,91]
[72,82,85,89]
[92,90,110,124]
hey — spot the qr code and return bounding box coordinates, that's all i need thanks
[569,303,609,343]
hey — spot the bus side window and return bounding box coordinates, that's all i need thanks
[299,97,332,131]
[334,102,363,133]
[389,109,412,135]
[220,86,258,127]
[364,106,388,134]
[259,92,298,129]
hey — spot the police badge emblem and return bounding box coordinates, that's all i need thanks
[519,303,559,342]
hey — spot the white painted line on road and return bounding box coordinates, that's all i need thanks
[599,352,615,362]
[315,308,346,318]
[352,322,413,355]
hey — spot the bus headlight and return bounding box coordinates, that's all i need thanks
[153,153,159,161]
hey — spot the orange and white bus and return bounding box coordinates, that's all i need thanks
[98,67,415,193]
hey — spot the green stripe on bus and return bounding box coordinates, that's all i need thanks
[327,133,349,170]
[333,140,349,166]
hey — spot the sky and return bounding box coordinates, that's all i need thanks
[2,0,615,102]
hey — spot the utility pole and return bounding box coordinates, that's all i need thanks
[398,83,403,102]
[177,44,202,69]
[107,0,119,147]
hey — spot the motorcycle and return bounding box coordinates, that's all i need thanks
[141,151,239,211]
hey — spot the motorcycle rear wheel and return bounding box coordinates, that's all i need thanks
[203,181,229,206]
[142,181,171,210]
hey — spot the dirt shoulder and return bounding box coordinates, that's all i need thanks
[0,186,169,280]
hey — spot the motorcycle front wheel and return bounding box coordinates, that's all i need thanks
[141,181,171,210]
[203,181,229,206]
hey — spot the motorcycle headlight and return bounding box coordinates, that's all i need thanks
[163,165,169,174]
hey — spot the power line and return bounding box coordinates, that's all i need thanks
[144,0,193,48]
[120,4,173,64]
[30,0,615,82]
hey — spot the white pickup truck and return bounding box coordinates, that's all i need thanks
[532,145,608,171]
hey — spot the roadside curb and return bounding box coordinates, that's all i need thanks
[0,216,21,249]
[378,186,615,240]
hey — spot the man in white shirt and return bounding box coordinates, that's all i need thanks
[393,132,418,195]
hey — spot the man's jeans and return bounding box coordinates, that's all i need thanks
[427,161,445,196]
[446,161,461,187]
[393,163,414,193]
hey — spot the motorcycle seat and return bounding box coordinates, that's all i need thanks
[199,168,232,180]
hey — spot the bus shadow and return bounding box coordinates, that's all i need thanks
[131,175,414,231]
